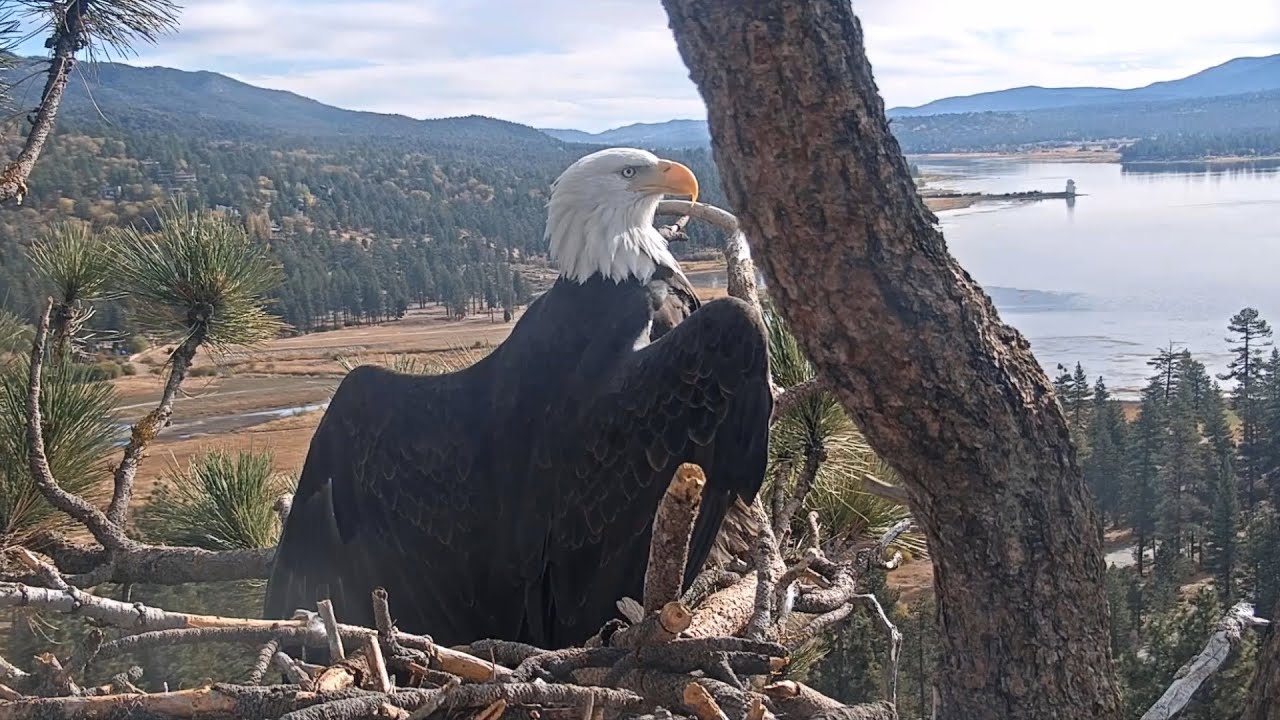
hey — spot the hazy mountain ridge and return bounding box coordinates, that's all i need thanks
[4,58,565,151]
[887,53,1280,116]
[543,53,1280,150]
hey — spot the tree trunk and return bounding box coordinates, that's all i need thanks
[0,1,85,204]
[659,2,1121,719]
[1245,598,1280,720]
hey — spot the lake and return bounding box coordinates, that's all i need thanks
[921,157,1280,397]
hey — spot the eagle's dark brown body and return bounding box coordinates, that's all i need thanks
[263,267,772,650]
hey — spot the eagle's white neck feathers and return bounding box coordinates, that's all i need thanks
[545,148,693,285]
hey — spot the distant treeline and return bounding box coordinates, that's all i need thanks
[891,90,1280,153]
[1120,129,1280,161]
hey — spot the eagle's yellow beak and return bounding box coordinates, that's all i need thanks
[639,159,699,205]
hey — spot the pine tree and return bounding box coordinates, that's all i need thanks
[1220,307,1273,517]
[1083,377,1128,526]
[1127,376,1165,577]
[1206,454,1239,602]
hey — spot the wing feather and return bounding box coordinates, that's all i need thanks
[263,362,499,647]
[533,296,773,647]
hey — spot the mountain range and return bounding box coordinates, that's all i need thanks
[5,49,1279,159]
[542,52,1280,149]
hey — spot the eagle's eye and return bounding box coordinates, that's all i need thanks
[620,166,637,179]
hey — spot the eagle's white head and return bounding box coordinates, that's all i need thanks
[545,147,699,284]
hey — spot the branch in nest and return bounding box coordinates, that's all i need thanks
[656,200,739,234]
[685,572,758,639]
[680,569,742,609]
[747,500,786,642]
[106,327,203,530]
[284,682,642,720]
[791,557,859,615]
[0,583,510,682]
[763,681,897,720]
[611,602,693,649]
[774,548,821,628]
[645,463,705,613]
[0,682,642,720]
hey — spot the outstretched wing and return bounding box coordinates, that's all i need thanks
[528,296,773,647]
[262,361,501,645]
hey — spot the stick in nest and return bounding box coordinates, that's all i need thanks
[644,463,705,613]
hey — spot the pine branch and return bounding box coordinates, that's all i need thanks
[24,299,133,553]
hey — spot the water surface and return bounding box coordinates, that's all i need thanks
[911,157,1280,396]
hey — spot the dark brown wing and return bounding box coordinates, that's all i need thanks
[262,361,502,647]
[524,296,773,648]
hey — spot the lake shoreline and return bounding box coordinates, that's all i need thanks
[911,147,1280,167]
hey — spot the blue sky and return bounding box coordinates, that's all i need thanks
[15,0,1280,132]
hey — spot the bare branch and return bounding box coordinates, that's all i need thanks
[645,463,706,613]
[764,681,897,720]
[1142,602,1268,720]
[317,598,346,662]
[657,200,739,233]
[0,583,511,682]
[24,299,133,553]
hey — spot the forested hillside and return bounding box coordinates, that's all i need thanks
[1036,307,1280,716]
[0,60,727,337]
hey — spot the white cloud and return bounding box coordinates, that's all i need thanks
[116,0,1280,130]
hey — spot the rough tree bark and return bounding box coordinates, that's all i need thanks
[1245,599,1280,720]
[660,2,1121,719]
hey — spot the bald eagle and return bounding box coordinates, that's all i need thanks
[263,147,773,650]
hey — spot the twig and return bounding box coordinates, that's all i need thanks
[372,587,403,657]
[774,548,821,627]
[645,463,706,613]
[407,676,459,720]
[777,444,826,535]
[806,511,822,551]
[365,636,393,694]
[318,598,346,662]
[274,652,312,686]
[5,547,68,591]
[680,569,742,609]
[250,638,280,685]
[855,594,902,706]
[1141,602,1269,720]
